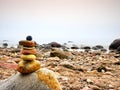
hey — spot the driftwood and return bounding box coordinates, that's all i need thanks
[0,68,62,90]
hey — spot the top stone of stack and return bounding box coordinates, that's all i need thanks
[19,36,36,47]
[26,35,32,41]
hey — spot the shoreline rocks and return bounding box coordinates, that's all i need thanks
[0,39,120,90]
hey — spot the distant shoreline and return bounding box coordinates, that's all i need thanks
[0,41,109,49]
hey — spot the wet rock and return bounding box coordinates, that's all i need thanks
[109,38,120,50]
[92,45,104,50]
[48,42,62,48]
[117,46,120,53]
[95,45,104,49]
[80,46,91,52]
[81,46,91,49]
[100,48,107,52]
[71,44,79,49]
[92,46,98,50]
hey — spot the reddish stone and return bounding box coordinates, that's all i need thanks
[0,62,18,69]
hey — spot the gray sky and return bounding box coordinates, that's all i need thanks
[0,0,120,45]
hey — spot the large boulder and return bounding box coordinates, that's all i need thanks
[109,39,120,50]
[0,68,62,90]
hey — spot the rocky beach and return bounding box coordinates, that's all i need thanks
[0,40,120,90]
[1,0,120,89]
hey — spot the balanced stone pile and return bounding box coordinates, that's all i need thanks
[11,36,62,90]
[17,36,40,74]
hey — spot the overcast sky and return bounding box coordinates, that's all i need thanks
[0,0,120,46]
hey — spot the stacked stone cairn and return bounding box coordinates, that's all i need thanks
[16,36,62,90]
[17,36,40,74]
